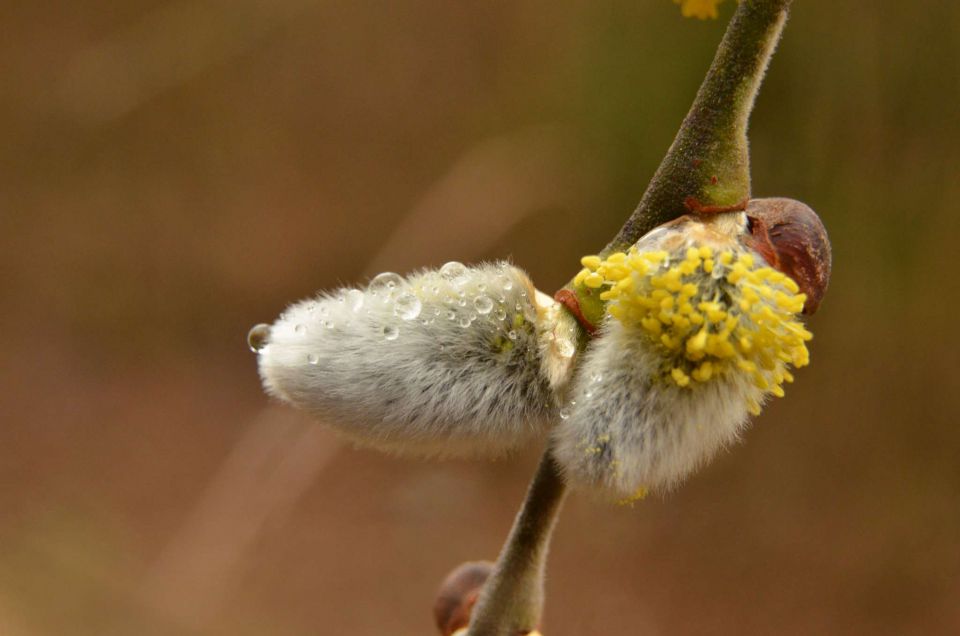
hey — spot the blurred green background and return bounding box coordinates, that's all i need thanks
[2,1,958,634]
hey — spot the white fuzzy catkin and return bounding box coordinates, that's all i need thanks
[552,317,762,499]
[255,262,577,457]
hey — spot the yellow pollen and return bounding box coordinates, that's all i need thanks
[581,255,602,269]
[673,0,724,20]
[641,317,662,334]
[687,329,708,354]
[607,252,627,264]
[644,251,668,263]
[584,272,604,288]
[581,241,812,410]
[617,486,649,506]
[692,361,713,382]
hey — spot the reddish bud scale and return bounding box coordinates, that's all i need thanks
[554,289,598,335]
[743,198,832,314]
[433,562,493,636]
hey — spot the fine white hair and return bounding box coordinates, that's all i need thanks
[255,262,574,457]
[551,317,763,499]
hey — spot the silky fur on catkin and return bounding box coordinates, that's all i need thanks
[552,318,763,498]
[553,213,812,499]
[255,262,577,457]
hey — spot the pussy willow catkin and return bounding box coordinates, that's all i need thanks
[553,217,812,500]
[254,262,577,457]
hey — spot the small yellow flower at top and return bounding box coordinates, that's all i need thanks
[673,0,725,20]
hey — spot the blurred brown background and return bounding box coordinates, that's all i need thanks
[2,1,958,634]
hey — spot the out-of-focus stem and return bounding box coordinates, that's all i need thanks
[465,450,567,636]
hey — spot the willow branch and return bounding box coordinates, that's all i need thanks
[611,0,792,250]
[465,450,567,636]
[562,0,793,328]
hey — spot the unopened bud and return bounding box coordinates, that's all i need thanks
[252,262,578,457]
[433,561,493,636]
[744,198,832,314]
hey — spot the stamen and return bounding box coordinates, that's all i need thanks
[579,240,812,411]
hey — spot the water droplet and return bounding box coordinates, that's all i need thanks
[477,283,487,292]
[474,295,493,314]
[458,298,467,307]
[559,407,570,420]
[345,289,364,312]
[556,339,575,359]
[507,330,517,341]
[294,323,306,334]
[458,316,472,328]
[495,308,507,321]
[440,261,469,286]
[382,325,399,340]
[502,278,514,291]
[369,272,405,294]
[394,292,422,320]
[446,310,457,321]
[307,353,319,365]
[247,323,270,352]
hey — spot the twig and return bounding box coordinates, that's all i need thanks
[465,450,567,636]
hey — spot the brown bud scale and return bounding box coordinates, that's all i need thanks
[744,197,832,314]
[433,561,494,636]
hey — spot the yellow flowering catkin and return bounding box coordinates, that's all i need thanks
[673,0,725,20]
[578,245,811,411]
